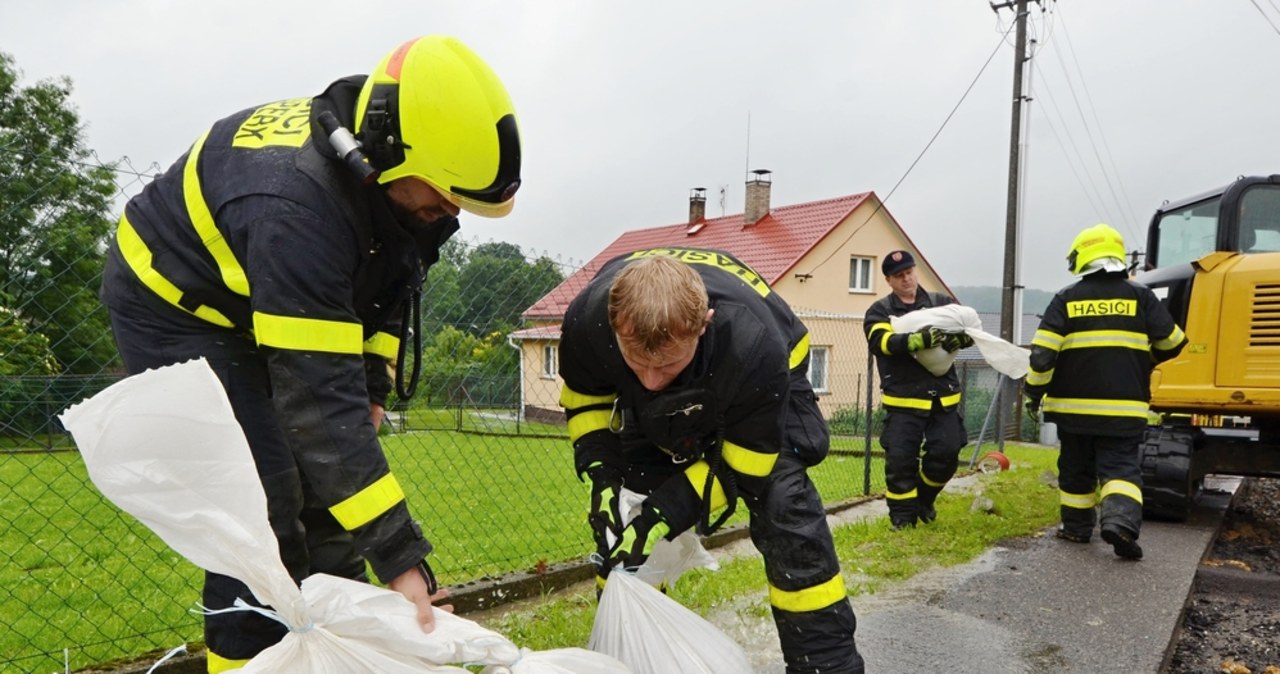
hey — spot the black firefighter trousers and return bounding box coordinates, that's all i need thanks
[1057,429,1145,539]
[880,402,966,527]
[107,296,366,668]
[621,443,864,674]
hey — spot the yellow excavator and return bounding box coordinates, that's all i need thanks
[1138,174,1280,520]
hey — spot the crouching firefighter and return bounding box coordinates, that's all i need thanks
[99,36,522,671]
[559,249,865,674]
[1025,224,1187,559]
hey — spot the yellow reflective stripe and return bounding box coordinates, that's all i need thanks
[1101,479,1143,504]
[183,130,249,297]
[1026,368,1054,386]
[886,488,917,500]
[882,394,932,410]
[882,393,961,410]
[116,214,235,328]
[919,467,946,488]
[769,573,846,613]
[722,440,777,477]
[1062,330,1150,351]
[1060,489,1098,509]
[560,387,617,410]
[329,473,405,530]
[1032,329,1064,351]
[1154,325,1186,351]
[1043,396,1149,419]
[683,460,728,511]
[879,331,892,354]
[363,331,399,359]
[206,651,250,673]
[253,312,363,354]
[870,322,892,334]
[789,332,810,370]
[567,410,612,442]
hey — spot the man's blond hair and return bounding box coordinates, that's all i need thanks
[608,255,709,354]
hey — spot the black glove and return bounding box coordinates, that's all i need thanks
[607,504,670,573]
[584,463,624,563]
[940,332,975,353]
[906,325,943,352]
[1025,396,1041,424]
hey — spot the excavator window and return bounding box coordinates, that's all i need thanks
[1154,196,1220,268]
[1238,185,1280,253]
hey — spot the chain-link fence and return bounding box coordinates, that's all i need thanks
[1,154,1031,671]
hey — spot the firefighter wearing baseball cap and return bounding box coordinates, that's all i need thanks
[1025,224,1187,559]
[864,249,973,529]
[100,36,520,670]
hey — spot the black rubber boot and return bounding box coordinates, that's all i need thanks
[1055,528,1091,544]
[1101,524,1143,560]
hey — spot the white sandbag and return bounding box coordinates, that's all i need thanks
[480,647,633,674]
[889,304,1030,379]
[59,359,628,673]
[589,572,752,674]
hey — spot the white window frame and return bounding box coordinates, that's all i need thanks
[542,344,558,379]
[808,345,830,394]
[849,256,874,293]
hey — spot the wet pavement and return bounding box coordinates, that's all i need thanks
[722,476,1239,673]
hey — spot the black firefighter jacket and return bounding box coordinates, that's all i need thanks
[99,76,457,583]
[1025,271,1187,436]
[864,290,963,415]
[558,248,828,534]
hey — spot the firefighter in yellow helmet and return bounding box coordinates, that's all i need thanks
[99,36,520,671]
[1025,224,1187,559]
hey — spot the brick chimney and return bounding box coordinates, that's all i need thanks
[688,187,707,224]
[744,169,772,225]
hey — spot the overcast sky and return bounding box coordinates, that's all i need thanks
[4,1,1279,293]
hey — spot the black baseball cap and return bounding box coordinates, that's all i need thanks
[882,249,916,276]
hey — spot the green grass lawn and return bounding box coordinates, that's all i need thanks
[0,422,888,671]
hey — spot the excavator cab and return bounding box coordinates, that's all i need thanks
[1136,174,1280,520]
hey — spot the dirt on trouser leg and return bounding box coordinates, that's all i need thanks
[1165,478,1280,673]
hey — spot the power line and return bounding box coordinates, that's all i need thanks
[1248,0,1280,36]
[803,23,1015,276]
[1029,61,1112,221]
[1055,5,1143,239]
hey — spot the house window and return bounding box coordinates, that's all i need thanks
[808,346,830,393]
[542,344,558,379]
[849,256,874,292]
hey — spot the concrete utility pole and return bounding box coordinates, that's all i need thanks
[991,0,1034,448]
[995,0,1031,344]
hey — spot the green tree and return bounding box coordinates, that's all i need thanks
[422,240,565,337]
[458,242,564,336]
[0,51,119,374]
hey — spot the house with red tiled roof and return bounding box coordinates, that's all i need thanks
[509,171,953,423]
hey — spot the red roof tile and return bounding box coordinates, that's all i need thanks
[523,192,873,320]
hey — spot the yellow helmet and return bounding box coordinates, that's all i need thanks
[356,36,521,218]
[1066,223,1127,275]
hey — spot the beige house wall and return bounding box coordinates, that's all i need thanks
[516,332,566,417]
[771,198,949,315]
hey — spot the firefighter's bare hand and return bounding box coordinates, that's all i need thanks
[370,403,385,430]
[388,566,453,633]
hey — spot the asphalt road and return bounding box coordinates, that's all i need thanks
[846,477,1238,673]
